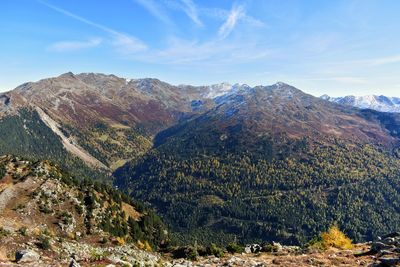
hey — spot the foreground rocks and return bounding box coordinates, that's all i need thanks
[357,232,400,266]
[15,250,40,263]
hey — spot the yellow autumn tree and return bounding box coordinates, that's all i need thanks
[320,225,353,250]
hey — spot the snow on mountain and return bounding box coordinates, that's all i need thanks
[322,94,400,113]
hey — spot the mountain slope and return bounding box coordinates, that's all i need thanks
[0,154,169,265]
[322,94,400,113]
[114,83,400,245]
[0,72,223,174]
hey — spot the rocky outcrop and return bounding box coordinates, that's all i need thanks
[357,232,400,266]
[15,250,40,263]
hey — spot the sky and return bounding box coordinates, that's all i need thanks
[1,0,400,96]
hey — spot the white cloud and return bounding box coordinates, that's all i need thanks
[218,5,246,39]
[48,38,102,52]
[179,0,203,26]
[112,34,147,54]
[38,0,147,53]
[132,36,272,66]
[362,55,400,66]
[132,0,172,25]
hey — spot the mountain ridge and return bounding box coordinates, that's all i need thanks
[2,72,400,245]
[322,94,400,113]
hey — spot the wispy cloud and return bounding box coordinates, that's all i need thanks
[218,5,246,39]
[299,76,368,85]
[360,55,400,66]
[132,0,172,25]
[38,0,147,53]
[132,36,272,66]
[179,0,203,26]
[48,38,102,52]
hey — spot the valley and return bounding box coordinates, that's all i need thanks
[1,73,400,266]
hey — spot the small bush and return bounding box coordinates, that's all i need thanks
[262,243,280,253]
[19,227,28,236]
[0,227,10,238]
[226,243,244,254]
[307,225,352,251]
[321,225,353,250]
[172,246,198,260]
[38,235,51,250]
[206,243,224,258]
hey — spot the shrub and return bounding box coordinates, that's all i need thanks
[38,235,51,250]
[0,227,10,238]
[19,227,28,236]
[321,225,353,250]
[206,243,224,258]
[226,243,244,254]
[172,246,198,260]
[262,243,280,253]
[307,225,353,251]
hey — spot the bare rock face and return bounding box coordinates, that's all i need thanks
[15,249,40,263]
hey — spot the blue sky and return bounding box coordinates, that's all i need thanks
[1,0,400,96]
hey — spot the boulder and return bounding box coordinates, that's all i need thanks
[379,257,400,266]
[15,250,40,263]
[244,244,262,254]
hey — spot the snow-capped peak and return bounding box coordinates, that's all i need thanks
[322,94,400,113]
[203,82,233,98]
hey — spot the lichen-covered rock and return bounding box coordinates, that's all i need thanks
[15,249,40,263]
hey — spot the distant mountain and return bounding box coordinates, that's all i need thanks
[321,94,400,113]
[115,82,400,245]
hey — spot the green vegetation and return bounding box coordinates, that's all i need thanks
[115,135,400,245]
[50,168,169,248]
[61,121,152,170]
[38,234,51,250]
[0,109,109,181]
[226,243,244,254]
[171,243,225,260]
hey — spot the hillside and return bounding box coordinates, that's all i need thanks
[114,83,400,245]
[0,155,169,265]
[0,73,223,174]
[3,73,400,247]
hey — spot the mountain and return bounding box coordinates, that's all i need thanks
[3,73,400,246]
[321,94,400,113]
[0,155,168,265]
[0,72,226,176]
[114,83,400,245]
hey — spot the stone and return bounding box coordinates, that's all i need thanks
[371,242,395,252]
[244,244,262,254]
[69,258,81,267]
[15,250,40,263]
[379,257,400,266]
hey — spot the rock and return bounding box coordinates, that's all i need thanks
[244,244,262,254]
[379,257,400,266]
[371,242,395,252]
[69,258,80,267]
[382,232,400,239]
[15,250,40,263]
[272,242,283,252]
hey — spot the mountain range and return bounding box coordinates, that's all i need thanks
[321,94,400,113]
[1,72,400,246]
